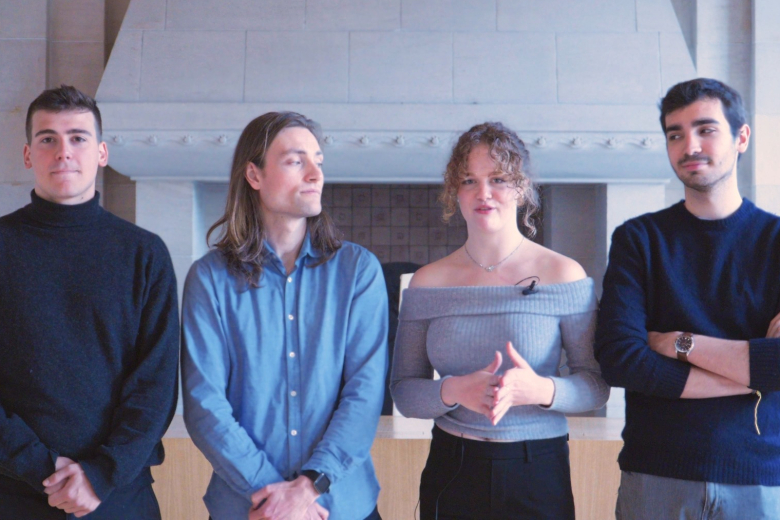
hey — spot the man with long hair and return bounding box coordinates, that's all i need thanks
[182,112,388,520]
[0,86,179,518]
[597,78,780,517]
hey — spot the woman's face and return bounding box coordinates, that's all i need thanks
[457,144,521,235]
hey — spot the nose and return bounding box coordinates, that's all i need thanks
[305,160,323,183]
[55,140,73,161]
[682,133,702,157]
[476,180,492,200]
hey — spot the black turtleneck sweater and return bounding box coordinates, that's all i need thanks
[0,192,179,502]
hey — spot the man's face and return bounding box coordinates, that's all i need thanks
[23,109,107,205]
[246,126,323,222]
[663,97,749,193]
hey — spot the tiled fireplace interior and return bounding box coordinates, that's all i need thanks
[323,184,543,266]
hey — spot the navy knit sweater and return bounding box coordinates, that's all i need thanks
[0,192,179,501]
[596,199,780,485]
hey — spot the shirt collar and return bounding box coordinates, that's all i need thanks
[263,231,322,273]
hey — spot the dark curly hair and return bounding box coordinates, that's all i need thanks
[440,121,539,237]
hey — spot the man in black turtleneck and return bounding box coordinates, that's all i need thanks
[0,86,179,519]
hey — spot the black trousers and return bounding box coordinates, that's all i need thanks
[0,467,160,520]
[212,505,380,520]
[419,426,575,520]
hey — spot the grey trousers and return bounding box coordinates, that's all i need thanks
[616,471,780,520]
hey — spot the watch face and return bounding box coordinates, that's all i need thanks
[675,335,694,353]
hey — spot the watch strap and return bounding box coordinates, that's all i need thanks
[301,469,330,494]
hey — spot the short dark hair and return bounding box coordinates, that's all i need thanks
[25,85,103,143]
[659,78,747,138]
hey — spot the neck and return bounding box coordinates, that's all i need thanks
[464,226,525,266]
[263,214,308,274]
[683,173,742,220]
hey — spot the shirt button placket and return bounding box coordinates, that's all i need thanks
[284,269,302,468]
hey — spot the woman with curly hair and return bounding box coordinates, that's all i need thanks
[391,122,610,520]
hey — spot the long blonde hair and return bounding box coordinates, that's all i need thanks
[208,112,341,288]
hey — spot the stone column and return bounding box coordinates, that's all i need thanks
[135,181,196,302]
[753,0,780,214]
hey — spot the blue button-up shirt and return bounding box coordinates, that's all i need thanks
[181,237,388,520]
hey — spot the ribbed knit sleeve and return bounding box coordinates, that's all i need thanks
[391,318,459,419]
[548,309,610,413]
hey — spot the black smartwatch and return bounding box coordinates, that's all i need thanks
[301,470,331,494]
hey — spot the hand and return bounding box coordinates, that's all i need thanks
[767,312,780,338]
[304,502,329,520]
[440,351,502,420]
[42,456,75,497]
[647,331,680,358]
[43,460,101,517]
[492,342,555,425]
[249,476,319,520]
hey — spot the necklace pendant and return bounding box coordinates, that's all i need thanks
[485,266,495,272]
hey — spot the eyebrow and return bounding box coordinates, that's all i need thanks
[665,118,720,134]
[34,128,93,138]
[282,148,323,157]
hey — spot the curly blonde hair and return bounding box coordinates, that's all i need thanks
[440,122,539,237]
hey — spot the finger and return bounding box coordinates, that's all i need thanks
[43,478,68,495]
[251,488,270,508]
[506,342,530,369]
[43,464,77,487]
[483,350,503,374]
[490,398,511,425]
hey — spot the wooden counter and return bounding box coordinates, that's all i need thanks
[152,415,623,520]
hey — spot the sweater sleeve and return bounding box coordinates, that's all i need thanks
[748,338,780,392]
[390,312,458,419]
[0,402,58,492]
[595,223,691,398]
[78,237,180,501]
[546,308,610,413]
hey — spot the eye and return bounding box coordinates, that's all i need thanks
[667,134,681,142]
[73,136,87,143]
[700,127,715,135]
[491,177,507,184]
[40,137,53,144]
[461,178,475,185]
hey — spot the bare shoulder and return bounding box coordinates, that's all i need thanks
[526,242,587,285]
[409,252,462,288]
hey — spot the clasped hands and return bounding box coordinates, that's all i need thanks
[42,456,101,517]
[441,341,555,426]
[249,476,329,520]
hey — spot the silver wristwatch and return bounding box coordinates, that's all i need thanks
[674,333,695,363]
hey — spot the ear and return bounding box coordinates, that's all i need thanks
[98,141,109,167]
[23,143,32,169]
[736,123,751,154]
[245,162,264,191]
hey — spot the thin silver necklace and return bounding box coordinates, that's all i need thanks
[463,236,525,273]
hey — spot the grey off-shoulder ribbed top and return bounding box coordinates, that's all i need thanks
[390,278,610,441]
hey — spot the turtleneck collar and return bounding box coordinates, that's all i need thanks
[23,190,103,228]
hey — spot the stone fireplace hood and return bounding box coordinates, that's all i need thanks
[97,0,686,186]
[100,101,671,184]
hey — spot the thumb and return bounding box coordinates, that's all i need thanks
[43,464,76,487]
[507,341,530,369]
[483,350,503,374]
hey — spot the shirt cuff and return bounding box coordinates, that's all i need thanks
[749,338,780,392]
